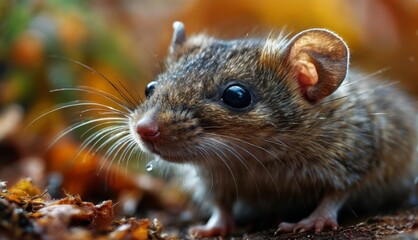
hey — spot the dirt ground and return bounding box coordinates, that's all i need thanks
[1,178,418,240]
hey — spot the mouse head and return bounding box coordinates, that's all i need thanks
[131,22,350,165]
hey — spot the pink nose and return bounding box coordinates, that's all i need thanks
[136,116,160,141]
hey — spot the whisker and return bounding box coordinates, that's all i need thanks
[340,67,391,88]
[51,87,133,114]
[46,117,127,152]
[96,130,131,174]
[193,143,215,199]
[106,135,132,164]
[122,141,140,177]
[104,135,134,182]
[204,132,304,197]
[27,100,128,131]
[201,141,239,199]
[203,137,262,197]
[321,81,400,106]
[113,78,142,108]
[75,125,127,164]
[50,56,139,110]
[207,133,280,160]
[79,108,120,115]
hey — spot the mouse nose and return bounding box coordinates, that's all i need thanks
[136,116,160,141]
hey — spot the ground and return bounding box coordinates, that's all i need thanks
[1,179,418,240]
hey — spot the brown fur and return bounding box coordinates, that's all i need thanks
[131,28,417,231]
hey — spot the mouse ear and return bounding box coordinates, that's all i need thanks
[285,29,349,102]
[170,21,186,54]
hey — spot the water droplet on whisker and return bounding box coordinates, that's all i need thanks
[146,159,157,172]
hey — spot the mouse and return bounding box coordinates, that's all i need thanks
[128,21,418,237]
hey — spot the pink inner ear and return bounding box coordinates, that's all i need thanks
[295,59,318,88]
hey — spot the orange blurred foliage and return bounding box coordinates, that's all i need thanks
[10,31,45,69]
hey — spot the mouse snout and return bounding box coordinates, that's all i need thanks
[136,116,160,142]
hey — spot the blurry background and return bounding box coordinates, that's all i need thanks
[0,0,417,219]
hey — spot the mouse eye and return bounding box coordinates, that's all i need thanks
[221,84,252,109]
[145,81,157,98]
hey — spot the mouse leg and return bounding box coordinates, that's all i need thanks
[277,192,346,234]
[189,204,234,237]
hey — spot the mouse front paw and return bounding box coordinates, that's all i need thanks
[189,224,231,238]
[188,205,233,238]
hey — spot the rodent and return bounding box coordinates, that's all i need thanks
[130,21,418,237]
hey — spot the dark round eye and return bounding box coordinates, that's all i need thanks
[221,84,252,109]
[145,81,157,98]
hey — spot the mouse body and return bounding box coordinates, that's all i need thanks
[130,22,418,237]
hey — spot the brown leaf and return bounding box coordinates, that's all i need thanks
[91,200,114,232]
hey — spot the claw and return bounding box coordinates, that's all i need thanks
[315,221,324,233]
[277,222,296,232]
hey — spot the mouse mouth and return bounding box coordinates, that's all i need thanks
[139,141,159,155]
[138,140,189,163]
[152,148,189,163]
